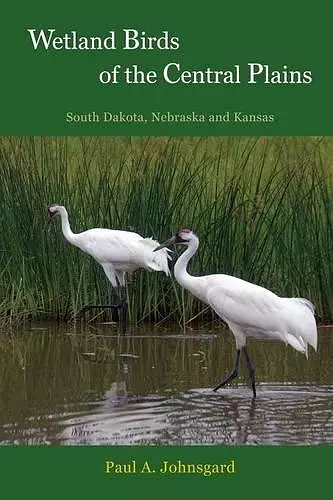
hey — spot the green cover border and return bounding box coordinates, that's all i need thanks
[1,2,332,498]
[1,2,331,135]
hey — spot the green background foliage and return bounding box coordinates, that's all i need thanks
[0,136,332,324]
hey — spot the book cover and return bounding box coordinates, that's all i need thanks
[0,1,332,498]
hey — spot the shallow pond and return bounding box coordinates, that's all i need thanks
[0,322,332,445]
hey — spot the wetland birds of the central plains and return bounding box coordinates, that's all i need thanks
[47,204,171,332]
[154,228,318,398]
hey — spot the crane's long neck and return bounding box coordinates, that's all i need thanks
[174,238,199,293]
[58,207,77,245]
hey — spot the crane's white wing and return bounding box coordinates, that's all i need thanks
[201,274,317,352]
[74,228,141,264]
[73,229,171,275]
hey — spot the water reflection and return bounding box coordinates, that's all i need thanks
[0,323,332,445]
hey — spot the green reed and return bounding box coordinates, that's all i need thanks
[0,136,332,325]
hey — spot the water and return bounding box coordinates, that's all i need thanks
[0,323,332,445]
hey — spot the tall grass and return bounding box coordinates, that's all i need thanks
[0,136,332,325]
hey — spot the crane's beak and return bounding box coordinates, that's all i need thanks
[45,209,55,232]
[153,235,176,252]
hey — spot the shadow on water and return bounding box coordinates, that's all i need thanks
[0,323,332,445]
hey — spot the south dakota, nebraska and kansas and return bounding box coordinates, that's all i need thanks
[65,110,275,124]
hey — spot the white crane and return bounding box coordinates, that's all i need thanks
[154,228,317,398]
[47,204,171,330]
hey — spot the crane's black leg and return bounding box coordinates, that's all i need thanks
[76,287,128,323]
[213,349,241,392]
[118,286,128,308]
[117,286,128,334]
[76,284,128,311]
[243,346,256,398]
[75,272,128,334]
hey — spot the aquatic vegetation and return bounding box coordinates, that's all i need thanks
[0,136,331,324]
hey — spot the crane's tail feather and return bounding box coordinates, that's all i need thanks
[289,297,315,314]
[139,238,172,276]
[285,334,308,358]
[283,297,317,352]
[150,252,171,276]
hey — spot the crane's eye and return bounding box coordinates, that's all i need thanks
[48,208,58,218]
[175,234,188,244]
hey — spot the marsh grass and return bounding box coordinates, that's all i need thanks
[0,136,332,325]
